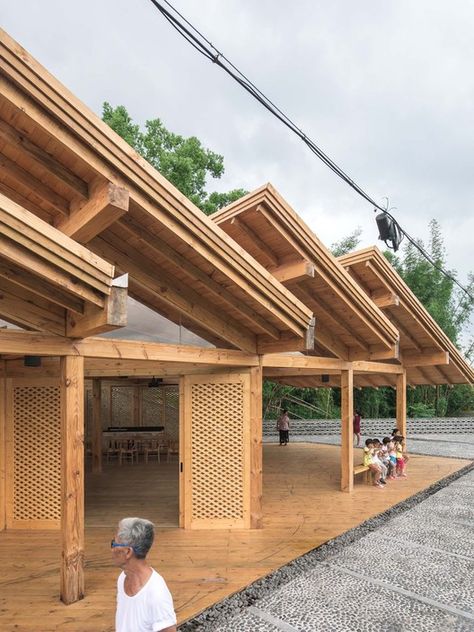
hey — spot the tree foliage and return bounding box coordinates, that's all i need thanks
[330,226,362,257]
[102,102,246,215]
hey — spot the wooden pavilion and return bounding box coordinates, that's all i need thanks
[0,28,472,610]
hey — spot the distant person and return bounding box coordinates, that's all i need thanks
[353,410,362,447]
[112,517,176,632]
[276,409,290,446]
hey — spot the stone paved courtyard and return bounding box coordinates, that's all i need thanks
[181,435,474,631]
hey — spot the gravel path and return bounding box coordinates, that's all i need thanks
[180,436,474,632]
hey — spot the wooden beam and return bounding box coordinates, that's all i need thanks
[0,178,52,222]
[340,368,354,492]
[56,182,129,243]
[285,285,351,358]
[371,289,400,309]
[91,379,102,474]
[384,313,423,353]
[118,214,280,340]
[257,317,315,354]
[0,276,66,335]
[60,355,84,604]
[0,192,114,287]
[262,355,349,370]
[230,216,279,267]
[264,367,342,377]
[0,330,260,364]
[0,235,104,308]
[0,118,89,198]
[93,235,257,353]
[352,360,404,374]
[402,351,449,367]
[294,285,369,352]
[270,259,315,284]
[396,370,407,450]
[350,342,400,361]
[0,153,69,216]
[66,286,127,338]
[249,363,263,528]
[0,258,84,313]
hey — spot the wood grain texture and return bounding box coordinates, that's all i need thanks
[0,444,468,630]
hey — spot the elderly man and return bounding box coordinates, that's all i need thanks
[111,517,177,632]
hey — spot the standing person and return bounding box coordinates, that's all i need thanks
[112,517,177,632]
[353,410,362,447]
[276,409,290,446]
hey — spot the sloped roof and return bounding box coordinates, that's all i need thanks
[339,247,474,385]
[213,184,400,359]
[0,29,314,353]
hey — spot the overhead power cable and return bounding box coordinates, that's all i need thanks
[148,0,473,300]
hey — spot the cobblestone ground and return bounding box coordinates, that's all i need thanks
[180,437,474,632]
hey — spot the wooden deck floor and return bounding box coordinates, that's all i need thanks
[0,443,469,631]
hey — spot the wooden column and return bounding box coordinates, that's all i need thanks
[60,355,85,604]
[249,363,263,528]
[396,369,407,450]
[340,368,354,492]
[0,360,5,531]
[91,379,102,474]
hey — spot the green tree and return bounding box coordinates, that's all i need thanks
[102,102,246,215]
[330,227,362,256]
[388,220,473,346]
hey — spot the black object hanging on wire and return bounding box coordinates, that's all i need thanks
[375,212,404,252]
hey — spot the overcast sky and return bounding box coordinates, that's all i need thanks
[2,1,473,299]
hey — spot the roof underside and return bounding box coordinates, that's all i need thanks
[0,29,314,354]
[213,184,400,360]
[338,247,474,386]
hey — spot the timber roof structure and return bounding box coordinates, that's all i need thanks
[213,183,400,359]
[339,246,474,386]
[0,29,313,354]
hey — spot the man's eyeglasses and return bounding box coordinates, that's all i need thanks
[111,539,136,553]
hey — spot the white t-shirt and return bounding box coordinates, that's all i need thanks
[116,569,176,632]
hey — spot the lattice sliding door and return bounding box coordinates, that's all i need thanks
[6,378,61,529]
[182,373,251,529]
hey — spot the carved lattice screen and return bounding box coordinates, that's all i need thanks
[183,373,250,529]
[7,381,61,528]
[141,388,163,425]
[110,386,134,426]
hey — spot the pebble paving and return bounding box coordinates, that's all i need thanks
[180,437,474,632]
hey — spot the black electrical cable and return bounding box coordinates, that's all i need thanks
[148,0,473,301]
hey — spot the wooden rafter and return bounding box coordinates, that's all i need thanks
[91,234,257,353]
[230,216,279,267]
[0,37,315,353]
[0,153,69,216]
[117,214,280,340]
[0,117,88,198]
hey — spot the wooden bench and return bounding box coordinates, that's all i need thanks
[354,463,372,484]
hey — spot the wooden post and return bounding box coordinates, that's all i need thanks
[396,369,407,450]
[60,355,85,604]
[0,360,5,531]
[340,368,354,492]
[92,379,102,474]
[249,363,263,528]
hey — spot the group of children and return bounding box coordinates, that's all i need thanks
[363,428,408,488]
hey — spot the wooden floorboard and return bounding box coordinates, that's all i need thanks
[0,443,469,631]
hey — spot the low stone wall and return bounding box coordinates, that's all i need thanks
[263,416,474,436]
